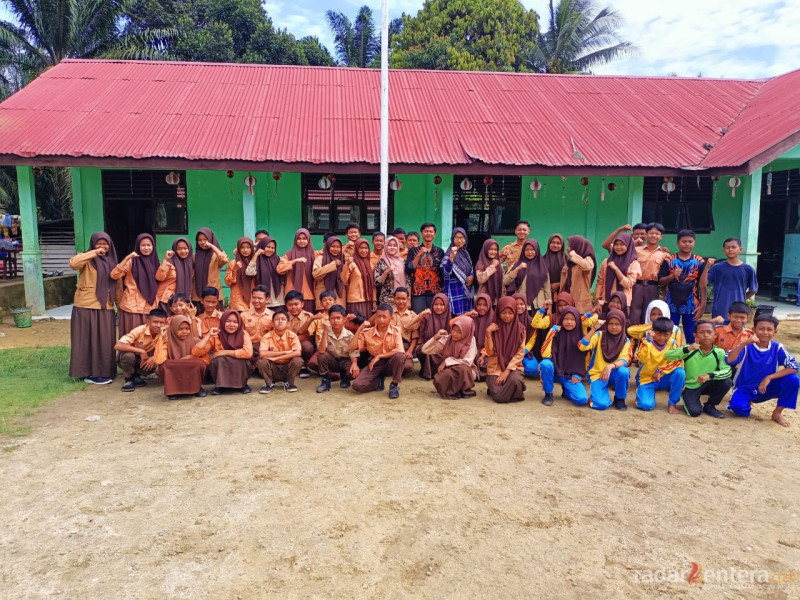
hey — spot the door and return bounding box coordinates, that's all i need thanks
[453,198,489,258]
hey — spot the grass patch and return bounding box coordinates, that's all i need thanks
[0,346,86,437]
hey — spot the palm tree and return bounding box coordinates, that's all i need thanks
[528,0,637,74]
[0,166,73,221]
[325,5,379,67]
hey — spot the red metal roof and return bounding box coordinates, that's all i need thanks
[0,59,796,174]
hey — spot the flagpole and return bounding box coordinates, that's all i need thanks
[379,0,389,234]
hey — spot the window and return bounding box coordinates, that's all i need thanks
[762,169,800,233]
[641,177,714,233]
[101,170,188,234]
[452,175,521,235]
[301,174,394,234]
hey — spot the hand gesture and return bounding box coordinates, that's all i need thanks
[688,342,700,351]
[164,250,175,260]
[209,327,220,337]
[707,257,717,267]
[466,310,478,318]
[499,248,509,258]
[758,376,771,394]
[368,356,380,371]
[450,246,458,255]
[95,247,107,257]
[420,308,432,317]
[517,262,528,271]
[652,369,662,382]
[477,355,485,367]
[350,364,360,378]
[491,259,500,268]
[495,369,509,385]
[233,248,238,256]
[486,323,499,334]
[434,329,448,340]
[601,365,614,382]
[673,266,683,279]
[570,375,580,385]
[313,312,326,321]
[236,261,243,269]
[552,325,561,333]
[543,299,553,310]
[345,313,356,322]
[160,324,169,336]
[186,303,197,318]
[622,223,632,231]
[127,251,139,261]
[295,257,307,264]
[697,374,710,384]
[712,316,724,324]
[746,334,760,345]
[335,259,342,267]
[466,275,474,286]
[594,319,606,330]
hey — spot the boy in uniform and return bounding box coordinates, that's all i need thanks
[635,317,686,412]
[114,308,167,392]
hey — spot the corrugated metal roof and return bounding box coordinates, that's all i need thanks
[0,59,795,173]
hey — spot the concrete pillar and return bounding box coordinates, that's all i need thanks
[16,166,45,315]
[242,174,256,239]
[436,174,454,247]
[71,167,85,252]
[739,169,762,267]
[627,177,644,226]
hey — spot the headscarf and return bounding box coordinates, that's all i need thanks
[552,292,576,326]
[169,237,194,297]
[475,238,503,300]
[552,306,587,378]
[507,239,549,307]
[88,232,118,307]
[564,235,597,293]
[510,293,529,332]
[605,233,638,301]
[285,228,315,293]
[448,227,473,294]
[602,291,629,319]
[492,296,526,372]
[352,238,376,303]
[255,236,283,295]
[194,227,221,298]
[442,315,475,361]
[383,236,407,289]
[601,309,628,363]
[218,309,245,351]
[130,233,159,305]
[321,236,345,298]
[543,233,567,284]
[473,293,495,350]
[167,314,198,360]
[419,292,452,342]
[644,299,671,324]
[235,237,256,305]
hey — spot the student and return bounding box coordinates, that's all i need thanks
[579,310,632,410]
[342,222,361,260]
[279,228,317,313]
[498,220,530,271]
[192,228,228,302]
[312,236,346,309]
[634,317,686,412]
[600,291,628,320]
[114,308,167,392]
[416,293,452,379]
[475,238,503,304]
[196,287,222,336]
[351,303,405,398]
[542,233,567,296]
[166,292,201,337]
[285,290,316,376]
[626,299,683,345]
[483,296,527,403]
[370,232,386,269]
[391,227,408,259]
[702,237,758,322]
[374,235,407,307]
[511,293,532,337]
[113,232,160,336]
[712,301,753,354]
[472,293,495,381]
[344,238,377,317]
[406,222,445,313]
[441,227,475,315]
[156,237,193,313]
[254,229,269,244]
[504,239,551,314]
[390,287,419,376]
[153,314,208,400]
[241,285,274,362]
[306,291,336,357]
[539,307,589,406]
[249,236,285,309]
[664,320,731,418]
[558,235,596,314]
[68,232,122,384]
[601,223,647,252]
[726,314,799,426]
[405,231,420,250]
[224,237,256,312]
[658,229,707,343]
[316,305,359,392]
[194,309,254,394]
[629,223,670,324]
[529,292,598,333]
[257,309,303,393]
[595,232,640,312]
[422,315,478,399]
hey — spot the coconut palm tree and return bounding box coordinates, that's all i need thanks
[325,5,380,68]
[0,166,73,221]
[528,0,636,74]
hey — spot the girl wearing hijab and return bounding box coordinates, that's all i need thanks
[539,306,589,406]
[595,232,641,312]
[440,227,474,315]
[68,232,122,384]
[504,239,552,313]
[627,299,684,345]
[600,291,628,320]
[579,309,632,410]
[472,293,495,381]
[192,228,228,303]
[343,238,377,318]
[312,236,346,309]
[510,293,533,339]
[278,228,317,313]
[543,234,567,296]
[421,315,478,399]
[483,296,527,403]
[247,236,285,309]
[154,314,208,400]
[475,239,503,305]
[375,236,407,307]
[193,309,253,394]
[416,293,452,379]
[559,235,597,313]
[112,233,160,337]
[224,237,256,312]
[156,237,193,313]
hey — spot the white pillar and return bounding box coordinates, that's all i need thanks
[379,0,389,234]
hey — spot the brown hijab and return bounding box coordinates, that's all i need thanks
[419,292,452,342]
[129,233,159,305]
[602,291,628,319]
[218,309,245,351]
[169,237,194,296]
[507,239,549,307]
[564,235,597,293]
[88,232,118,307]
[552,292,576,325]
[442,315,475,361]
[552,306,587,378]
[321,236,345,298]
[194,227,221,298]
[167,314,198,360]
[235,237,256,305]
[255,236,283,295]
[475,238,503,300]
[473,293,495,350]
[543,233,567,284]
[601,309,628,363]
[285,228,315,292]
[492,296,525,372]
[605,233,637,300]
[510,293,529,332]
[352,238,376,303]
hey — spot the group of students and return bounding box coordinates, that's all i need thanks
[67,219,798,426]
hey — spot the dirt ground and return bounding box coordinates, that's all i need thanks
[1,320,800,598]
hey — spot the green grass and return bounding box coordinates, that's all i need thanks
[0,346,86,437]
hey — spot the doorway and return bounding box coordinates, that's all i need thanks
[756,170,800,294]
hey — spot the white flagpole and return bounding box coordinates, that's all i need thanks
[379,0,389,234]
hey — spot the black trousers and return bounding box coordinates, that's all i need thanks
[682,378,733,417]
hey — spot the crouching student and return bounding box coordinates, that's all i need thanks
[392,287,419,376]
[483,297,526,403]
[316,305,359,392]
[539,307,589,406]
[726,314,800,427]
[241,285,274,369]
[634,317,686,412]
[257,309,303,393]
[351,304,405,399]
[627,300,683,345]
[712,301,753,355]
[196,287,222,336]
[153,315,208,400]
[194,309,253,395]
[285,290,316,378]
[579,309,632,410]
[664,320,731,418]
[421,316,478,399]
[114,308,167,392]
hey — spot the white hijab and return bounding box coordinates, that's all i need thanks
[644,299,671,324]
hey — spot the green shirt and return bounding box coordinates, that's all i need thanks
[664,344,732,389]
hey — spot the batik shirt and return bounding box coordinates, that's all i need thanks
[405,245,445,297]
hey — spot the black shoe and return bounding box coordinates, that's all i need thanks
[284,382,298,393]
[260,383,274,394]
[613,398,628,411]
[211,388,222,395]
[542,393,554,406]
[195,388,207,397]
[299,367,311,379]
[339,372,350,388]
[167,395,179,400]
[121,379,135,392]
[376,377,385,392]
[316,376,331,393]
[703,404,725,419]
[462,389,477,397]
[388,382,399,399]
[133,375,146,387]
[241,385,252,394]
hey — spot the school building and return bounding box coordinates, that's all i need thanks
[0,59,799,315]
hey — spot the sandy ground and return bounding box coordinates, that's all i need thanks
[2,321,800,598]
